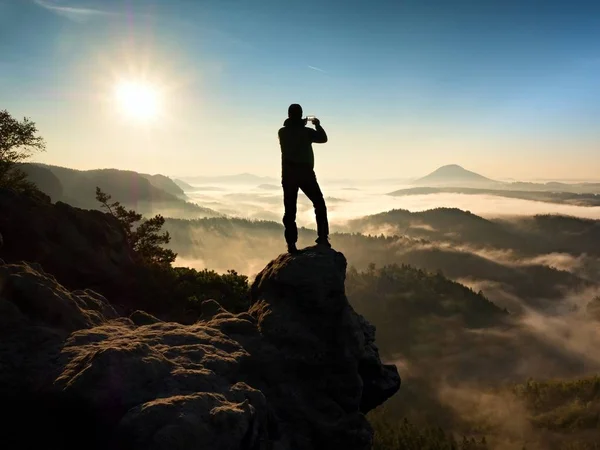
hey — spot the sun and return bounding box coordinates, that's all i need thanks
[115,80,161,121]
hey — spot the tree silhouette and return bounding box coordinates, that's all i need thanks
[0,109,45,191]
[96,187,177,267]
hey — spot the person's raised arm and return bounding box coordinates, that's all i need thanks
[311,118,328,144]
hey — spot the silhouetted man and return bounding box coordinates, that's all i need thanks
[278,103,330,253]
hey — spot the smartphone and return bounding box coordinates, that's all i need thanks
[306,115,315,122]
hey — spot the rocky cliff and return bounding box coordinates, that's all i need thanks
[0,189,400,449]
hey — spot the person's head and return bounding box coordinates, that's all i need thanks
[288,103,303,120]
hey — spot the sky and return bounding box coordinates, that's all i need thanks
[1,0,599,181]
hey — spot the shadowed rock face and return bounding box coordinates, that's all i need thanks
[249,246,401,448]
[0,247,399,449]
[0,188,137,302]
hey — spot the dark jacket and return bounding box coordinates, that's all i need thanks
[278,118,328,169]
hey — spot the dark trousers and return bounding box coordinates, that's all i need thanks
[282,163,329,245]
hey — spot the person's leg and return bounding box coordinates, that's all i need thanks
[282,171,299,248]
[299,169,330,245]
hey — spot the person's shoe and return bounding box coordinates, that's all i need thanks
[315,237,331,248]
[287,243,299,254]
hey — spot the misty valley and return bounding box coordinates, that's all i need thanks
[12,161,600,449]
[4,2,600,448]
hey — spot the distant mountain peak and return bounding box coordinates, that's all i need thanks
[439,164,464,170]
[414,164,496,187]
[429,164,485,176]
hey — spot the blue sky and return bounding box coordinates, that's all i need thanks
[1,0,599,180]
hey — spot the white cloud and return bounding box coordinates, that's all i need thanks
[33,0,115,22]
[308,65,327,73]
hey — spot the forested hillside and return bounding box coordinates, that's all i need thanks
[20,163,221,218]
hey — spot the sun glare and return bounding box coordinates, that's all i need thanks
[115,80,161,121]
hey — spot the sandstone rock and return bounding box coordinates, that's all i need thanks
[200,298,228,319]
[0,247,399,450]
[130,310,162,326]
[0,262,119,398]
[118,391,263,450]
[248,246,401,449]
[0,262,118,333]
